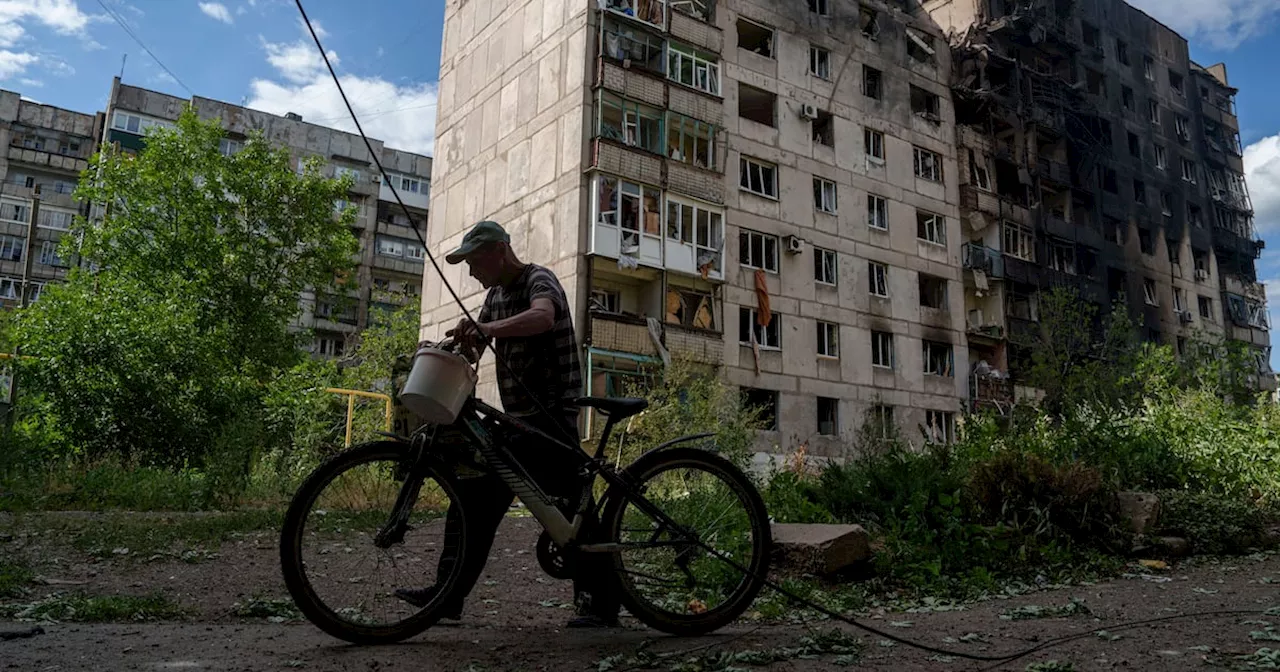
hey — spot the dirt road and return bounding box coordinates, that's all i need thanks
[2,514,1279,671]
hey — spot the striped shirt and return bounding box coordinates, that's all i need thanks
[479,264,582,427]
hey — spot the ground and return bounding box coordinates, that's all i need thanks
[2,512,1278,672]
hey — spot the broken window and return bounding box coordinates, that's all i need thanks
[665,286,716,330]
[814,246,837,285]
[922,340,954,377]
[871,331,894,368]
[739,308,781,349]
[906,29,936,65]
[739,157,777,199]
[862,65,883,100]
[910,85,941,122]
[1104,217,1124,244]
[1127,132,1140,158]
[1154,144,1167,170]
[918,273,948,310]
[1143,278,1158,306]
[1161,192,1173,216]
[1082,21,1100,47]
[739,227,779,271]
[913,146,942,182]
[602,0,667,26]
[809,45,831,79]
[868,261,889,297]
[867,194,888,230]
[1181,158,1197,183]
[1170,71,1184,97]
[807,0,828,15]
[1086,68,1105,96]
[598,92,663,153]
[1102,168,1118,193]
[668,42,721,95]
[1167,238,1180,264]
[1144,56,1155,81]
[666,112,717,170]
[816,397,839,435]
[1049,240,1076,274]
[816,322,839,359]
[666,196,724,273]
[591,288,621,313]
[1003,222,1034,261]
[594,174,662,247]
[738,83,775,127]
[860,5,879,38]
[1175,115,1190,140]
[1199,296,1213,319]
[1133,179,1146,205]
[740,387,778,429]
[813,177,837,214]
[1138,227,1154,255]
[916,210,945,245]
[602,16,665,73]
[924,410,955,445]
[811,109,834,146]
[1117,39,1130,65]
[736,18,773,58]
[1008,287,1039,321]
[1149,100,1161,125]
[865,128,885,162]
[1122,86,1134,111]
[1187,202,1203,228]
[968,150,991,190]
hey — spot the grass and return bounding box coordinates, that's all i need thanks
[231,593,301,620]
[64,510,281,560]
[594,628,862,671]
[0,558,33,597]
[0,592,185,622]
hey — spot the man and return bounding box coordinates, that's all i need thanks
[395,220,620,629]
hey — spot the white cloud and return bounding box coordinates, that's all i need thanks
[1245,135,1280,236]
[198,2,233,24]
[247,76,438,155]
[0,50,38,79]
[0,0,94,47]
[259,21,337,84]
[1128,0,1280,50]
[18,77,42,87]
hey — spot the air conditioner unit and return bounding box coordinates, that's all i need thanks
[786,235,805,254]
[1179,311,1194,324]
[800,104,819,120]
[1195,269,1209,281]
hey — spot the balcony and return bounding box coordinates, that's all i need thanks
[1037,157,1070,185]
[963,243,1005,278]
[591,312,659,357]
[378,180,428,210]
[665,323,722,364]
[1007,316,1040,345]
[971,376,1015,413]
[668,3,721,52]
[592,140,663,187]
[7,145,89,174]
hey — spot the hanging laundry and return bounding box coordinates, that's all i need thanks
[753,269,771,327]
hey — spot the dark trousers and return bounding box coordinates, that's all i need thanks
[435,412,620,619]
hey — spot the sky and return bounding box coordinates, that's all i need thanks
[1,0,1280,363]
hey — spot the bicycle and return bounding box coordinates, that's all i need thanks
[279,339,772,644]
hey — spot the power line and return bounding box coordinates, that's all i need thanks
[95,0,193,96]
[304,101,438,126]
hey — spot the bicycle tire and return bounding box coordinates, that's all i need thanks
[279,441,470,644]
[600,446,771,636]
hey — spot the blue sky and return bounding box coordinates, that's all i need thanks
[2,0,1279,363]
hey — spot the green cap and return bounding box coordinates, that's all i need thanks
[445,220,510,264]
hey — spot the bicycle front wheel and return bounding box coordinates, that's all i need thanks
[600,446,771,636]
[279,441,469,644]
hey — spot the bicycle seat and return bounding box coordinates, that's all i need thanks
[572,397,648,419]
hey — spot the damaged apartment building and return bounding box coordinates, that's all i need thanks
[923,0,1273,411]
[423,0,967,456]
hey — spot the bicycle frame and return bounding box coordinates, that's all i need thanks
[388,395,707,553]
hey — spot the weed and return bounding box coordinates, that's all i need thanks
[69,510,280,560]
[1025,662,1075,672]
[0,592,185,622]
[1159,491,1271,555]
[232,594,301,621]
[595,629,860,671]
[0,557,33,598]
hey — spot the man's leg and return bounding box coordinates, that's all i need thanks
[396,474,513,617]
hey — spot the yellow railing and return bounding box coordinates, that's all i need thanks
[326,388,394,448]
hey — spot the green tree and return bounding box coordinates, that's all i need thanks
[1025,288,1139,413]
[14,110,359,469]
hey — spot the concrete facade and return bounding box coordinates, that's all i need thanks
[423,0,968,456]
[924,0,1272,407]
[103,79,433,358]
[0,90,101,304]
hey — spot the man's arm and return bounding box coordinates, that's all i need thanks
[478,297,556,338]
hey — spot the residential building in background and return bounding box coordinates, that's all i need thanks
[99,78,433,358]
[423,0,969,455]
[925,0,1273,409]
[0,90,102,304]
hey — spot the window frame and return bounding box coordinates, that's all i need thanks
[738,228,780,273]
[816,320,839,358]
[738,306,781,350]
[809,45,831,79]
[913,146,943,182]
[868,260,889,298]
[922,340,955,377]
[813,176,838,214]
[871,330,894,369]
[924,410,955,444]
[916,210,946,245]
[666,112,718,171]
[666,194,725,274]
[814,246,837,286]
[1003,222,1035,261]
[864,127,885,162]
[598,91,665,154]
[739,156,778,199]
[1180,158,1197,184]
[862,65,883,100]
[816,396,839,436]
[1143,278,1159,306]
[668,42,721,96]
[867,193,888,230]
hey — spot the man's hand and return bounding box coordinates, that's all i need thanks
[446,318,488,362]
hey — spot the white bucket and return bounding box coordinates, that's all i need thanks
[399,346,478,425]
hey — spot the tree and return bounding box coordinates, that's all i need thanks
[14,110,359,468]
[1024,287,1139,414]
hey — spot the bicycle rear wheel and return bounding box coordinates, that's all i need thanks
[279,441,469,644]
[600,446,771,636]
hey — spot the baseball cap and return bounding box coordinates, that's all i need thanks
[445,220,511,264]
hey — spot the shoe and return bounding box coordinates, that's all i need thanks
[393,587,462,620]
[566,614,619,629]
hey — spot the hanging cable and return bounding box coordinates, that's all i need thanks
[95,0,193,96]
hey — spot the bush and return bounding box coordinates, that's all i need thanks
[1158,490,1272,555]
